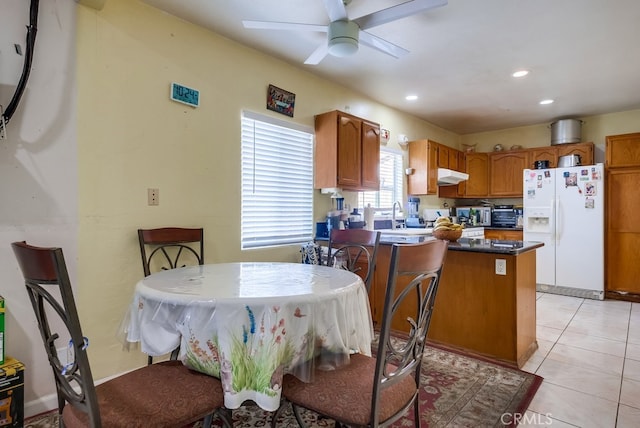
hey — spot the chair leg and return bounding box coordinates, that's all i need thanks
[202,413,213,428]
[414,399,421,428]
[170,345,180,360]
[291,403,308,427]
[147,355,153,365]
[270,401,284,428]
[214,408,233,428]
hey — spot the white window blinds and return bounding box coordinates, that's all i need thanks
[241,111,314,249]
[360,147,403,208]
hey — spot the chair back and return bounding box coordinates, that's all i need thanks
[371,239,448,426]
[328,229,381,293]
[138,227,204,277]
[11,241,102,426]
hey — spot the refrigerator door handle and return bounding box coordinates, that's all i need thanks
[555,197,561,241]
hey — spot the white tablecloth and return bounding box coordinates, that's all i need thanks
[122,262,373,411]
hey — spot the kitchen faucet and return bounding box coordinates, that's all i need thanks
[392,201,403,229]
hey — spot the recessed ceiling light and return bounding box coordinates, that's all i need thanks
[512,70,529,78]
[405,95,418,101]
[539,99,554,105]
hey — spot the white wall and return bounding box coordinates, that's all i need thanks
[1,0,77,415]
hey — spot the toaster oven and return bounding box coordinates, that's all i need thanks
[491,205,517,228]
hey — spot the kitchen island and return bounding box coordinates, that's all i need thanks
[369,237,543,368]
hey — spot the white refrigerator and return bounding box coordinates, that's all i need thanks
[523,164,604,299]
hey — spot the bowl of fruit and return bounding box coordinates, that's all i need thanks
[432,217,463,242]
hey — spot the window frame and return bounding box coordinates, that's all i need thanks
[240,111,314,249]
[359,146,404,209]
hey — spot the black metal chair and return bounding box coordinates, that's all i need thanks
[272,239,448,428]
[327,229,381,295]
[138,227,204,364]
[11,241,230,428]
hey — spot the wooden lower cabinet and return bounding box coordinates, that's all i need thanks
[605,133,640,300]
[484,229,523,240]
[605,168,640,298]
[371,244,538,367]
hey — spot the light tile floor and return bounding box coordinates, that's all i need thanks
[521,292,640,427]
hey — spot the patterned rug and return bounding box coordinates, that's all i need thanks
[24,343,542,427]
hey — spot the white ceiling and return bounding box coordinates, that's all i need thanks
[142,0,640,135]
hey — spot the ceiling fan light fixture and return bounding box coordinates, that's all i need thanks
[328,20,359,57]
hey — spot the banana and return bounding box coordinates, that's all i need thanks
[433,216,463,232]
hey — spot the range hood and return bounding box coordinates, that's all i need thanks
[437,168,469,185]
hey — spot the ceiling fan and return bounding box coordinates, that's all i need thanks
[242,0,448,64]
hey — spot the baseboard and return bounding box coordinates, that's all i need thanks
[537,283,604,300]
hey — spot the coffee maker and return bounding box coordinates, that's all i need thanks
[405,196,424,228]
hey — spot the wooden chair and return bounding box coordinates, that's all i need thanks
[11,241,230,428]
[273,239,448,428]
[138,227,204,277]
[327,229,381,294]
[138,227,204,364]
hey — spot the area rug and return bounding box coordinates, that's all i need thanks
[24,343,542,427]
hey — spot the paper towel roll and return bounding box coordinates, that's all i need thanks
[364,205,375,231]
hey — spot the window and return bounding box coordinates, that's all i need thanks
[359,147,404,208]
[241,111,314,249]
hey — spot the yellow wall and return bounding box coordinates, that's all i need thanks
[460,109,640,164]
[75,0,640,381]
[76,0,457,377]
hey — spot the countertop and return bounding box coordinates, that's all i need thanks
[447,238,543,255]
[314,235,543,255]
[483,226,524,231]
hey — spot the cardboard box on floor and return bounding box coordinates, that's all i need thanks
[0,357,24,427]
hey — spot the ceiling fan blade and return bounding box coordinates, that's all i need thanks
[359,30,409,59]
[354,0,447,30]
[304,43,330,65]
[323,0,348,22]
[243,20,328,33]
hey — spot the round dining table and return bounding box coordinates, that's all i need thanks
[122,262,373,412]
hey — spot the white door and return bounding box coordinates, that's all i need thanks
[554,164,604,293]
[523,168,556,286]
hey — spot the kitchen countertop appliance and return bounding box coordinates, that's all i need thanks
[405,196,424,228]
[422,208,450,228]
[455,206,491,227]
[491,205,518,228]
[523,163,604,299]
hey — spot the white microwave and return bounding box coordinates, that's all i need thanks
[455,206,492,226]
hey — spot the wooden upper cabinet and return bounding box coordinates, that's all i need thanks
[314,110,380,191]
[407,140,437,195]
[439,150,466,198]
[464,153,489,197]
[336,114,362,188]
[606,133,640,167]
[448,149,460,170]
[557,142,594,165]
[528,146,558,169]
[361,120,381,189]
[408,140,463,195]
[489,151,528,197]
[437,145,450,168]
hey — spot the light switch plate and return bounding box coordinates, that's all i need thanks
[495,259,506,275]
